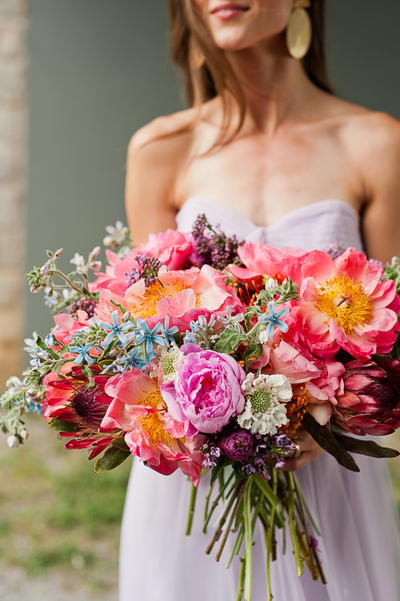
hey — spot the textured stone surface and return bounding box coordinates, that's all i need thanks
[0,184,21,225]
[0,0,26,385]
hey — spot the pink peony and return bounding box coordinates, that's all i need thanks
[136,229,194,270]
[268,340,345,424]
[161,343,246,435]
[228,242,307,283]
[89,248,141,295]
[52,312,93,346]
[102,369,203,484]
[291,248,400,359]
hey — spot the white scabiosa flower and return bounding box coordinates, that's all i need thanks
[160,345,183,382]
[237,373,292,435]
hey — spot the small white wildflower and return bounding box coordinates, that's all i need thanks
[103,221,129,248]
[7,435,20,448]
[237,373,292,435]
[24,333,47,358]
[70,253,87,274]
[264,277,278,291]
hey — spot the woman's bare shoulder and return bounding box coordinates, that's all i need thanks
[336,100,400,153]
[334,102,400,210]
[128,107,198,157]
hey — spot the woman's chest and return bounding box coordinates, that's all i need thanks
[175,125,362,228]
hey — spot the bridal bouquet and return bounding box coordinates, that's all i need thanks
[2,215,400,600]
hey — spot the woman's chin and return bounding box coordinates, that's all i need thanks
[211,30,253,52]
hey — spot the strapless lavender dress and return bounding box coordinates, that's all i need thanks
[119,198,400,601]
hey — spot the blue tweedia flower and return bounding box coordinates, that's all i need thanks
[44,329,58,347]
[134,319,167,355]
[183,330,198,344]
[69,342,96,365]
[27,400,42,415]
[97,310,132,348]
[161,316,179,345]
[114,348,148,372]
[258,301,289,340]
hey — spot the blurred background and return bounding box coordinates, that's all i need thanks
[0,0,399,599]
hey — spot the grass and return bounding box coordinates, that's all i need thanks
[0,413,131,594]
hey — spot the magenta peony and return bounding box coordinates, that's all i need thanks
[334,358,400,435]
[161,343,246,435]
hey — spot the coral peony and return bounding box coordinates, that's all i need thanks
[102,369,203,484]
[292,248,399,359]
[228,242,306,283]
[123,265,244,331]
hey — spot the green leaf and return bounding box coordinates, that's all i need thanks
[303,414,360,472]
[94,443,131,473]
[333,431,400,458]
[48,418,81,433]
[214,327,247,354]
[243,342,263,368]
[35,336,60,360]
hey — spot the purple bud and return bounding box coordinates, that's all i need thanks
[218,429,255,462]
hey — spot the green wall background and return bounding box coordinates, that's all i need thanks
[26,0,400,338]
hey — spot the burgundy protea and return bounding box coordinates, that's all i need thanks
[70,385,106,429]
[218,428,255,462]
[43,365,116,459]
[334,358,400,435]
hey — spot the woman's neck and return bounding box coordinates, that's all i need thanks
[223,36,321,135]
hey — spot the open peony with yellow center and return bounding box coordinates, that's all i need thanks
[122,265,244,331]
[101,369,204,484]
[291,248,400,359]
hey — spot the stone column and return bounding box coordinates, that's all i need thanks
[0,0,27,386]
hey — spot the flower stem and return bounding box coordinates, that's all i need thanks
[243,476,254,601]
[215,479,247,561]
[205,479,243,555]
[54,270,84,295]
[203,473,236,533]
[185,484,198,536]
[235,558,246,601]
[287,472,304,577]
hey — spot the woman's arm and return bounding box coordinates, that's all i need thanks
[357,112,400,261]
[124,116,190,244]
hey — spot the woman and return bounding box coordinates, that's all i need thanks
[121,1,400,600]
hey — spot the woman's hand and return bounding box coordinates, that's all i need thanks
[284,429,323,472]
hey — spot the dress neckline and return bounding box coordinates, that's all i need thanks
[176,197,359,231]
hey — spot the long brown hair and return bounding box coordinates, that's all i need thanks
[168,0,334,151]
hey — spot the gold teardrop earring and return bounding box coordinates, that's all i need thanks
[189,36,206,70]
[286,0,312,59]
